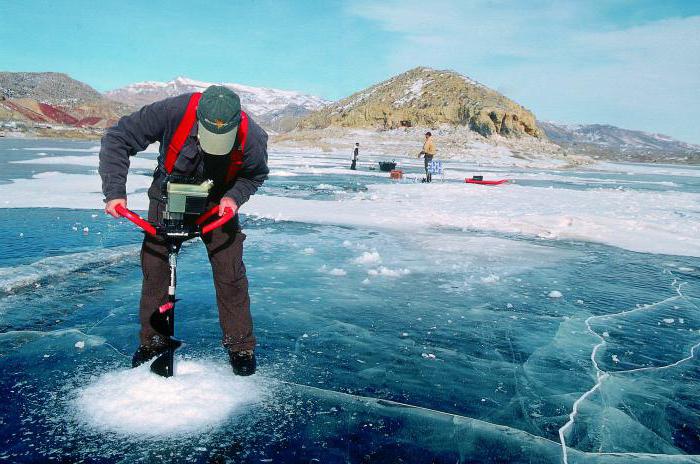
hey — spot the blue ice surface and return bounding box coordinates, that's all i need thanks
[0,139,699,463]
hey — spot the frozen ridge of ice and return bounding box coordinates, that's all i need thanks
[0,245,140,293]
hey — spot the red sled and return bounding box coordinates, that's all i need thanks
[465,178,509,185]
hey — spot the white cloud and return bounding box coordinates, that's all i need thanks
[347,1,700,143]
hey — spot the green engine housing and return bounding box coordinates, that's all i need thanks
[165,180,214,221]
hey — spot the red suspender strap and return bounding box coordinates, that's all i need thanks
[165,93,248,183]
[164,92,202,173]
[225,111,249,183]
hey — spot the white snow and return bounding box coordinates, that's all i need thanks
[1,150,699,259]
[243,170,700,258]
[394,78,431,107]
[13,154,157,170]
[74,360,262,436]
[0,171,152,210]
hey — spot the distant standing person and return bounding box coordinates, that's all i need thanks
[418,132,436,182]
[351,142,359,170]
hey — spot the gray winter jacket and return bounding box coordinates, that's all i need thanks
[98,93,269,207]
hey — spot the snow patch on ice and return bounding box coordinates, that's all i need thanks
[13,155,156,170]
[319,265,347,276]
[352,251,382,265]
[315,183,342,191]
[0,172,152,210]
[74,360,262,436]
[367,267,410,277]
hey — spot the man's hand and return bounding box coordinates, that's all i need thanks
[105,198,127,218]
[417,151,424,158]
[219,197,238,217]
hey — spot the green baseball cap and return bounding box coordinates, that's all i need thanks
[196,85,242,155]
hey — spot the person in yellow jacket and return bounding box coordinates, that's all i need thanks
[417,131,436,182]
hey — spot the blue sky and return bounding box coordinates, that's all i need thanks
[1,0,699,142]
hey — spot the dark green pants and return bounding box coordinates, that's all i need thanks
[424,155,433,182]
[138,200,255,351]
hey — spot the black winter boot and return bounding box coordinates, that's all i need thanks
[228,349,256,376]
[132,337,169,368]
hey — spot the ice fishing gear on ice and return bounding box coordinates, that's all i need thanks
[116,188,234,378]
[378,161,397,172]
[465,177,509,185]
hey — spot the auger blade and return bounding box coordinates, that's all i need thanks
[150,309,171,337]
[150,338,182,378]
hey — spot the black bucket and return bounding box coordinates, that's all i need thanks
[379,161,397,172]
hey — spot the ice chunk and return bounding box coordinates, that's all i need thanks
[367,267,410,277]
[547,290,563,298]
[481,274,500,283]
[74,341,85,349]
[352,251,382,265]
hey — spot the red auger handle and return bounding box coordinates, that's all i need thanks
[115,204,157,236]
[195,204,220,226]
[199,205,235,235]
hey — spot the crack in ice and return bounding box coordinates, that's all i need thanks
[558,278,700,464]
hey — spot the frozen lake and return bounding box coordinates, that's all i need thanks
[0,138,698,463]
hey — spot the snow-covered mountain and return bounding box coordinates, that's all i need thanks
[540,121,700,162]
[106,77,330,130]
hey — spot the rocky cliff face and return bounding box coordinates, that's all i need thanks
[0,72,129,130]
[0,72,106,106]
[300,67,542,138]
